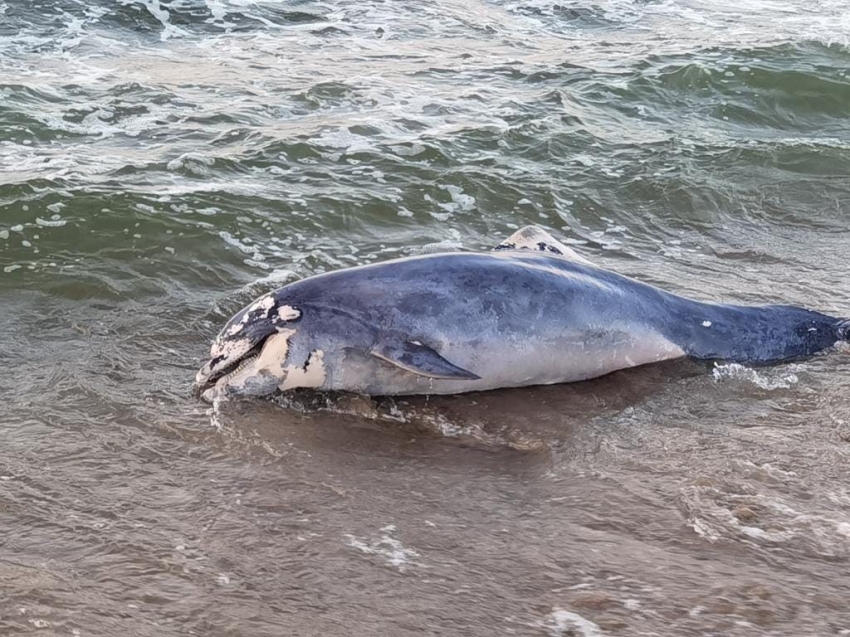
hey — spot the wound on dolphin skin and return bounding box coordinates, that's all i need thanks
[246,295,275,318]
[275,304,302,324]
[280,349,326,390]
[537,241,563,255]
[208,355,224,369]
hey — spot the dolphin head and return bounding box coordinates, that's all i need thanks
[194,292,307,402]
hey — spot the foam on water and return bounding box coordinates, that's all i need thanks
[2,1,850,635]
[712,362,800,390]
[344,525,421,572]
[538,609,603,637]
[680,480,850,559]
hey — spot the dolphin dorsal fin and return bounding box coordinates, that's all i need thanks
[493,225,594,266]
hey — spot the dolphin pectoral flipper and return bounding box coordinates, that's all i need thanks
[493,225,594,266]
[371,342,481,380]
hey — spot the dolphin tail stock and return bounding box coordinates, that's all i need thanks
[667,302,848,365]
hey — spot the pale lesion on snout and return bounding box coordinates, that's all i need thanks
[195,323,328,402]
[194,296,308,401]
[195,329,293,401]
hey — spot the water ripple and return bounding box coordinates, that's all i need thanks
[2,1,850,635]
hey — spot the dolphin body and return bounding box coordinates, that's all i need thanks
[195,227,848,401]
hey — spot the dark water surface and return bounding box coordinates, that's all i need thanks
[2,1,850,635]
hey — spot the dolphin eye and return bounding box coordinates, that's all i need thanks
[209,355,225,368]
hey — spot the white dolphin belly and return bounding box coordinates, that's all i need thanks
[327,325,687,395]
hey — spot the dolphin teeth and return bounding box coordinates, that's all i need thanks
[221,354,258,382]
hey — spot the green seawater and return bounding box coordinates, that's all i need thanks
[1,2,850,635]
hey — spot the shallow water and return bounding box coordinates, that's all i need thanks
[2,1,850,635]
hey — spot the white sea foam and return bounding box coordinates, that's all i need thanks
[712,362,799,390]
[438,184,476,211]
[413,238,463,253]
[117,0,190,40]
[345,525,421,572]
[538,609,602,637]
[680,480,850,558]
[35,217,67,227]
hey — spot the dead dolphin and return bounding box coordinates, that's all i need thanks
[195,226,848,401]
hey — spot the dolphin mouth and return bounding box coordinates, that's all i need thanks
[193,344,263,399]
